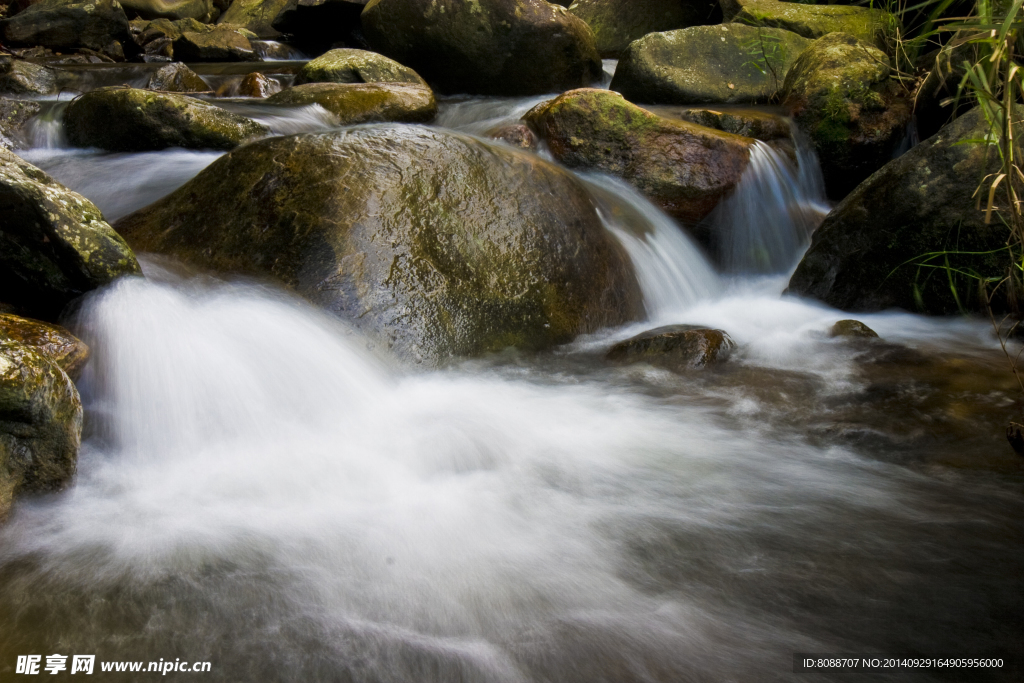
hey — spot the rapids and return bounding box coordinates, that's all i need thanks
[0,88,1021,683]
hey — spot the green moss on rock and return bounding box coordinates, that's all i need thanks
[721,0,896,52]
[296,48,428,87]
[569,0,716,57]
[266,82,437,124]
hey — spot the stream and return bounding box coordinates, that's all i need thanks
[0,73,1021,683]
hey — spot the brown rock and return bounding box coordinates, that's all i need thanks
[607,325,735,368]
[0,314,89,378]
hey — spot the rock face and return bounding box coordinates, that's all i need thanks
[119,0,215,21]
[782,32,911,198]
[0,98,41,149]
[0,314,89,378]
[0,147,140,321]
[788,106,1020,315]
[611,24,811,105]
[0,336,82,521]
[606,325,735,368]
[568,0,718,57]
[217,0,292,37]
[266,82,436,123]
[146,62,209,92]
[114,125,642,363]
[295,48,427,86]
[524,88,751,223]
[361,0,602,95]
[172,25,258,60]
[721,0,895,51]
[0,0,132,52]
[65,87,268,151]
[0,57,61,95]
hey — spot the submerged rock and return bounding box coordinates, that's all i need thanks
[524,88,751,223]
[0,98,42,149]
[360,0,602,95]
[65,87,268,151]
[0,57,61,95]
[721,0,895,51]
[172,25,258,61]
[607,325,735,368]
[611,24,811,104]
[295,48,427,86]
[266,82,436,123]
[0,314,89,378]
[788,106,1021,315]
[568,0,717,57]
[0,0,132,53]
[486,122,537,150]
[0,147,141,321]
[114,125,642,363]
[829,319,878,339]
[782,32,912,198]
[146,62,209,92]
[0,337,82,521]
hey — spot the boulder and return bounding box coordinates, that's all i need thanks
[265,82,436,123]
[0,57,61,95]
[788,106,1021,315]
[0,314,89,378]
[782,32,911,198]
[118,0,214,21]
[524,88,751,223]
[172,26,258,61]
[0,98,41,149]
[360,0,602,95]
[0,337,82,521]
[611,24,811,105]
[721,0,895,52]
[65,87,268,151]
[486,122,537,150]
[114,125,642,363]
[606,325,734,368]
[217,0,291,37]
[237,71,279,97]
[0,147,141,321]
[568,0,719,57]
[295,48,427,86]
[146,61,209,92]
[0,0,131,52]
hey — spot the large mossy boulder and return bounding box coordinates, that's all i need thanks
[568,0,719,58]
[611,23,811,105]
[217,0,292,37]
[119,0,215,21]
[782,32,911,198]
[0,336,82,521]
[360,0,602,95]
[0,57,61,95]
[524,88,751,223]
[0,147,141,321]
[0,98,41,150]
[64,87,268,151]
[114,125,642,363]
[788,106,1021,315]
[295,48,427,86]
[266,82,436,123]
[721,0,895,52]
[0,0,131,52]
[172,25,258,60]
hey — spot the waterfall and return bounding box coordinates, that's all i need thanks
[25,101,70,149]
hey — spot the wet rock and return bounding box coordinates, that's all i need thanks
[788,106,1021,315]
[237,71,278,97]
[0,314,89,378]
[361,0,602,96]
[524,88,751,223]
[114,125,642,364]
[266,82,436,124]
[0,98,41,149]
[721,0,895,51]
[0,147,141,320]
[673,107,791,141]
[0,0,132,52]
[829,319,878,338]
[568,0,718,57]
[782,32,912,198]
[119,0,214,21]
[65,87,267,151]
[0,56,60,95]
[146,62,208,92]
[172,25,258,61]
[136,15,208,42]
[295,48,427,86]
[0,337,82,521]
[611,24,811,105]
[217,0,290,37]
[606,325,735,368]
[486,122,537,150]
[270,0,365,56]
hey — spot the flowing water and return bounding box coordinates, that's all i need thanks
[0,79,1022,683]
